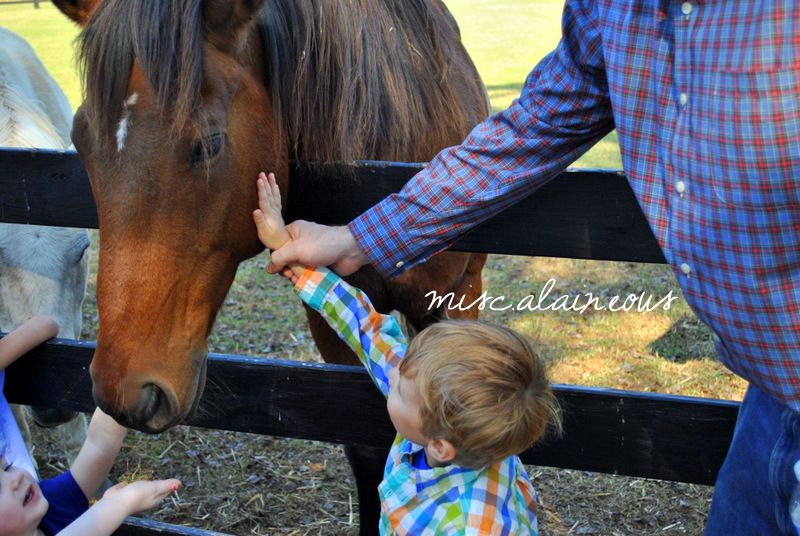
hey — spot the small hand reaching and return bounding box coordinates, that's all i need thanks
[251,172,368,277]
[253,172,308,281]
[102,478,182,514]
[57,478,182,535]
[252,172,290,251]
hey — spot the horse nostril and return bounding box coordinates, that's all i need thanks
[92,380,183,433]
[137,383,180,433]
[138,384,162,421]
[92,382,178,433]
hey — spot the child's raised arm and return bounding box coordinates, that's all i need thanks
[253,172,290,250]
[69,408,127,499]
[252,172,404,396]
[252,172,306,281]
[60,407,181,535]
[56,478,180,536]
[0,314,59,370]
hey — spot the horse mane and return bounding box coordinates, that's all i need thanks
[0,28,72,150]
[0,80,66,150]
[80,0,480,162]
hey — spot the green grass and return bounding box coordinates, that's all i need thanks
[448,0,622,168]
[448,0,565,110]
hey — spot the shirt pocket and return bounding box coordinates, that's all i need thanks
[701,67,800,209]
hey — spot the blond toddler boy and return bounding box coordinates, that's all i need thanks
[253,172,561,535]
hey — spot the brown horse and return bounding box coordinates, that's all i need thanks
[54,0,487,433]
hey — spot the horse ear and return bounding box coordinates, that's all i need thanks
[51,0,101,26]
[204,0,266,51]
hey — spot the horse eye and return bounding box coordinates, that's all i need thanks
[190,133,224,165]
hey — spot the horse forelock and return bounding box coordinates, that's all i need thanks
[79,0,205,147]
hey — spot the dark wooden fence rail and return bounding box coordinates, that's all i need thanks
[0,148,665,262]
[0,147,736,535]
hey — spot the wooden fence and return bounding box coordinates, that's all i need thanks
[0,147,739,535]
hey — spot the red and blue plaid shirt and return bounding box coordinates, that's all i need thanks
[350,0,800,408]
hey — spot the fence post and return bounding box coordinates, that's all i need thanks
[34,0,40,8]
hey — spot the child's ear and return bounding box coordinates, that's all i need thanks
[428,438,456,465]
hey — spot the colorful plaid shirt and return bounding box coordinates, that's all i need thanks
[295,267,539,535]
[350,0,800,409]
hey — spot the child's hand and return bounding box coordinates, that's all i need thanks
[56,478,181,535]
[253,172,290,251]
[70,407,128,499]
[102,478,181,514]
[253,172,310,280]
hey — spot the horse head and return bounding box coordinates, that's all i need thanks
[55,0,284,432]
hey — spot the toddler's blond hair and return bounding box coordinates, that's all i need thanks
[400,320,561,469]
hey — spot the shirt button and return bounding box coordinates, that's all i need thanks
[679,93,688,106]
[681,2,693,15]
[680,263,692,276]
[676,181,686,194]
[395,261,405,269]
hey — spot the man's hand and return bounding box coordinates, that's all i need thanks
[267,221,368,276]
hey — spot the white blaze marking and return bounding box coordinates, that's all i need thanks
[115,92,139,152]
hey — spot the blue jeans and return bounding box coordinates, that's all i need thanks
[705,385,800,535]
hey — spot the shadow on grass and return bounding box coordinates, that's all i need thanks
[649,314,716,363]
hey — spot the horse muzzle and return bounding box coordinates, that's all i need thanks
[90,352,207,433]
[92,380,179,433]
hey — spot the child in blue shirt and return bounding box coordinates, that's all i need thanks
[0,315,180,536]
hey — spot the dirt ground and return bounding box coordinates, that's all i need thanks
[32,424,713,535]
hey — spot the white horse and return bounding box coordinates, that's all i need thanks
[0,26,89,469]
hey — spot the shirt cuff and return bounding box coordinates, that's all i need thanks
[294,266,337,311]
[349,195,417,278]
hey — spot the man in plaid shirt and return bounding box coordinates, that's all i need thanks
[270,2,800,534]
